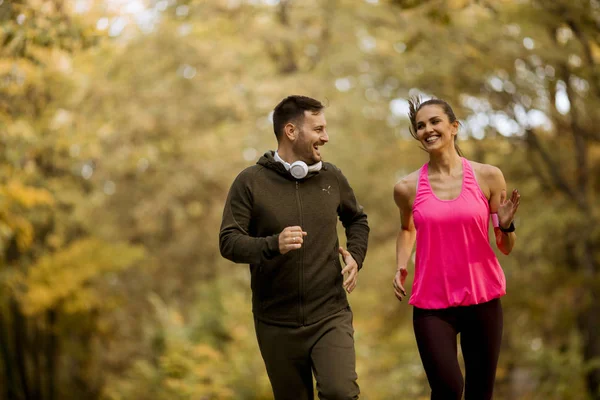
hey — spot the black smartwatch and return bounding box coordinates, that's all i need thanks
[499,222,515,233]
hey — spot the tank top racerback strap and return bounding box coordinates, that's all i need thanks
[462,158,489,203]
[413,162,432,209]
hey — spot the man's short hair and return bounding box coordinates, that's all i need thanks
[273,95,324,140]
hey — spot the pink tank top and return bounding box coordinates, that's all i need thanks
[409,158,506,309]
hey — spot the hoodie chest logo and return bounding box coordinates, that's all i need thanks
[322,185,331,195]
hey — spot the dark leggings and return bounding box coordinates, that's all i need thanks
[413,298,503,400]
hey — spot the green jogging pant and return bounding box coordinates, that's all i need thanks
[254,307,360,400]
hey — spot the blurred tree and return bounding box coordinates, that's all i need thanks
[0,1,144,399]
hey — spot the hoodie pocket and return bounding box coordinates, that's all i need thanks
[330,252,346,301]
[257,254,298,314]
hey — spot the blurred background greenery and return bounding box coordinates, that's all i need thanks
[1,0,599,399]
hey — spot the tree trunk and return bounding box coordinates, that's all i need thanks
[32,319,42,400]
[46,309,57,400]
[0,309,20,399]
[579,306,600,400]
[11,300,30,399]
[578,239,600,399]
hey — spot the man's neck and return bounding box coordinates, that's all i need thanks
[276,148,298,164]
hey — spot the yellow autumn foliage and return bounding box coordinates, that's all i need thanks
[1,180,55,208]
[17,238,145,316]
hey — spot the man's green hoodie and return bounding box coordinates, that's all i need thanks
[219,151,370,327]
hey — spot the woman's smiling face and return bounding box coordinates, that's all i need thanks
[415,104,459,153]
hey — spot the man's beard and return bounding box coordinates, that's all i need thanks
[304,147,320,165]
[293,140,319,165]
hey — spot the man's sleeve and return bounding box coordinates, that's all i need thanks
[336,169,370,270]
[219,170,280,264]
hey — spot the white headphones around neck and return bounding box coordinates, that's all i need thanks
[274,152,322,179]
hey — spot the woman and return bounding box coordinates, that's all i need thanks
[393,97,520,400]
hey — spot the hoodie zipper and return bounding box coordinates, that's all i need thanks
[295,180,305,326]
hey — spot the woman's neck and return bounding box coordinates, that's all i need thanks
[428,149,462,176]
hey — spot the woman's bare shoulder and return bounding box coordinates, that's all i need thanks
[393,168,421,204]
[469,160,503,181]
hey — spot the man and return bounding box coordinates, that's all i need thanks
[219,95,369,400]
